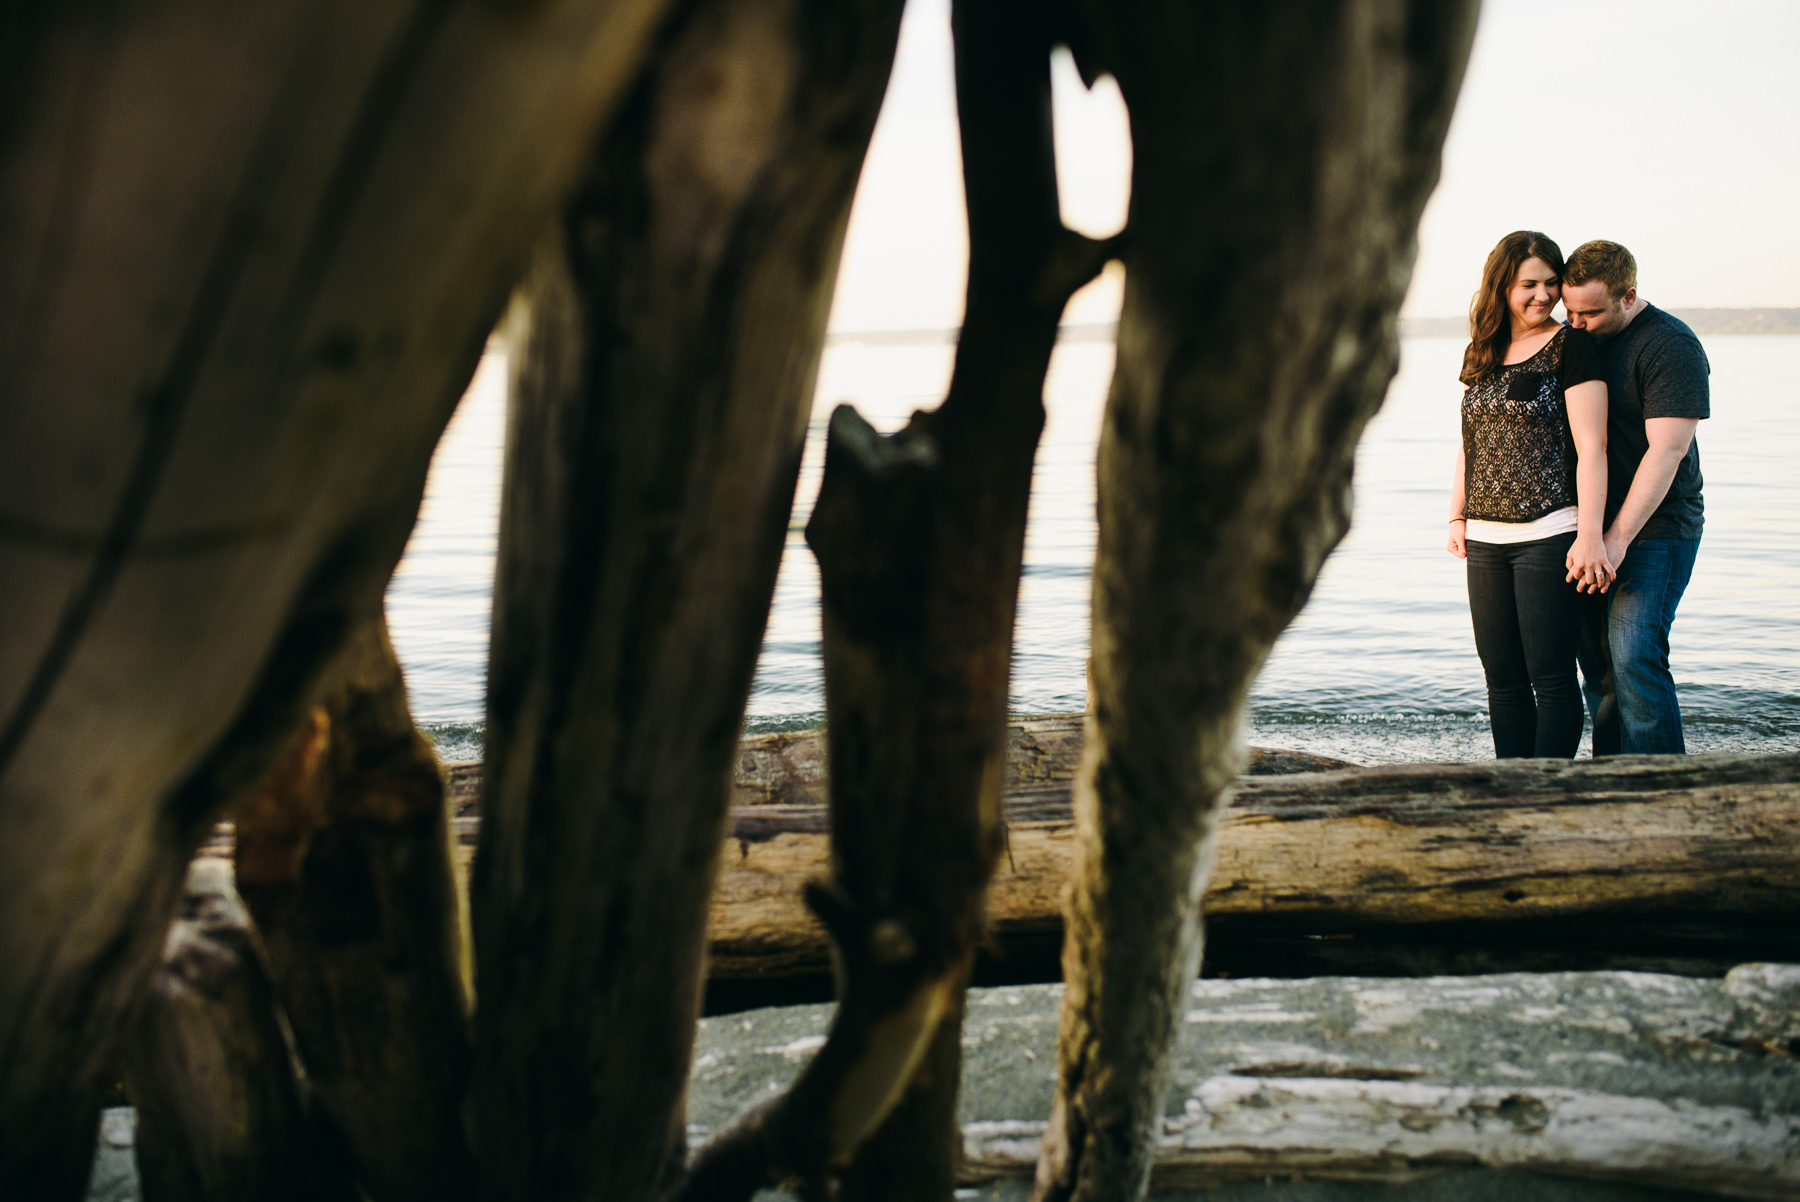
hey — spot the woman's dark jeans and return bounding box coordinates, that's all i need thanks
[1466,532,1583,758]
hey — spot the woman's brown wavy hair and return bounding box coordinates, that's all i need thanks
[1459,231,1565,385]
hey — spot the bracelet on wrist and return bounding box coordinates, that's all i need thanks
[1448,516,1466,523]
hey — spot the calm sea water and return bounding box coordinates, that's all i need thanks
[388,336,1800,764]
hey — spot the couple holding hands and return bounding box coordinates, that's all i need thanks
[1448,233,1709,760]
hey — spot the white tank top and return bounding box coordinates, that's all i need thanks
[1465,505,1579,544]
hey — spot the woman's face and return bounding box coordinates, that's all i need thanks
[1506,256,1561,329]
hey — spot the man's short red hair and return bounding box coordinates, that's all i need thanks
[1565,240,1637,300]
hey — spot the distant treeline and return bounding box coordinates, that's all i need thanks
[826,310,1800,348]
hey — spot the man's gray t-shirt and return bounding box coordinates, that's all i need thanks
[1600,303,1709,540]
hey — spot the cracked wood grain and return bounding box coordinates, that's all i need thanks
[1034,5,1481,1198]
[0,3,671,1192]
[199,748,1800,983]
[463,0,907,1196]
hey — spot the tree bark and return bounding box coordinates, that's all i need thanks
[232,614,473,1202]
[464,1,905,1197]
[1033,5,1480,1200]
[122,860,355,1202]
[0,3,670,1193]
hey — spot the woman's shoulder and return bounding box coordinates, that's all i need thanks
[1554,323,1606,388]
[1538,323,1599,367]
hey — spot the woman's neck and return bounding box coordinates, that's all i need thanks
[1509,314,1559,341]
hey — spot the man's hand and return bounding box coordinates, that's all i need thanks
[1597,529,1631,591]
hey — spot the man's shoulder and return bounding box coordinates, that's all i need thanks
[1629,304,1706,355]
[1612,304,1709,374]
[1622,304,1711,417]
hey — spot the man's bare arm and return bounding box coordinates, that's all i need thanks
[1604,416,1699,568]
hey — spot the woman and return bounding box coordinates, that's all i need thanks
[1447,231,1610,759]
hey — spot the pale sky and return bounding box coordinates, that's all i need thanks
[825,0,1800,332]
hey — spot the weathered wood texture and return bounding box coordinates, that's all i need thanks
[200,741,1800,986]
[961,967,1800,1199]
[1037,5,1480,1200]
[710,751,1800,982]
[122,860,353,1202]
[683,969,1800,1200]
[201,737,1800,986]
[87,967,1800,1200]
[465,2,906,1197]
[698,719,1350,980]
[725,716,1347,813]
[0,3,672,1193]
[232,616,472,1202]
[682,4,1118,1193]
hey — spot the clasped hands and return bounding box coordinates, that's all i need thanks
[1444,524,1625,594]
[1566,531,1623,595]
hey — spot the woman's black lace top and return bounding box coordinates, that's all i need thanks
[1461,326,1604,523]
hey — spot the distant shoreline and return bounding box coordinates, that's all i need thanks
[824,308,1800,347]
[1397,308,1800,338]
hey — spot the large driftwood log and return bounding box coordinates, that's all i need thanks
[681,4,1116,1195]
[0,4,673,1193]
[232,615,472,1202]
[707,750,1800,982]
[198,736,1800,985]
[694,719,1348,981]
[121,861,353,1202]
[466,2,907,1197]
[1037,6,1480,1200]
[683,968,1800,1200]
[89,966,1800,1199]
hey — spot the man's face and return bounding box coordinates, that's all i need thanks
[1563,281,1634,340]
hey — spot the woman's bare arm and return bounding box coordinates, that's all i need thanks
[1446,443,1468,560]
[1563,378,1610,591]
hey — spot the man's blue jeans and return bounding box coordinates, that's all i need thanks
[1578,537,1699,755]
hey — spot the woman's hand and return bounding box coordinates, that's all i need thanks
[1566,530,1613,593]
[1447,448,1468,560]
[1564,379,1611,593]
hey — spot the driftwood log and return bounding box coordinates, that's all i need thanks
[121,860,353,1202]
[198,723,1800,990]
[679,4,1125,1196]
[712,742,1800,986]
[84,965,1800,1200]
[465,2,907,1197]
[232,615,473,1202]
[681,967,1800,1200]
[1036,4,1482,1197]
[0,4,675,1193]
[1,3,1568,1197]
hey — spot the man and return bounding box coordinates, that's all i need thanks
[1563,240,1710,754]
